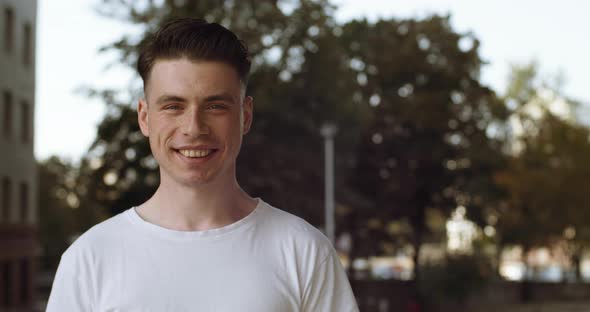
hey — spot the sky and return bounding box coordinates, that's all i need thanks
[35,0,590,161]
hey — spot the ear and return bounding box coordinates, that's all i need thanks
[138,98,150,137]
[242,96,254,135]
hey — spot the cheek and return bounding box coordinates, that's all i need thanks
[148,117,176,145]
[224,117,244,137]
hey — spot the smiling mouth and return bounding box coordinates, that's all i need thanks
[177,149,217,158]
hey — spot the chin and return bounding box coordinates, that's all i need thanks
[178,172,221,186]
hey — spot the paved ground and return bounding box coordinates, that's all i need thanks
[478,302,590,312]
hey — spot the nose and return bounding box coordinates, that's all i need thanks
[182,106,210,137]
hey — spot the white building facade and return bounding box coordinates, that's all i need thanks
[0,0,39,310]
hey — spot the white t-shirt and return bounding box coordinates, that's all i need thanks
[46,199,359,312]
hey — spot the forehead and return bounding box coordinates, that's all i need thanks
[145,58,243,100]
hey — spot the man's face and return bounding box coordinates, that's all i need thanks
[138,58,253,187]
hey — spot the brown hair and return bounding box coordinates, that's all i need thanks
[137,18,251,88]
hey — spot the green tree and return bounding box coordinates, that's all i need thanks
[38,157,77,271]
[495,63,590,283]
[38,157,106,271]
[342,16,508,283]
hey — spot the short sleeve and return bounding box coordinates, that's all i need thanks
[301,249,360,312]
[46,250,94,311]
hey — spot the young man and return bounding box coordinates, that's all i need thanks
[47,18,359,311]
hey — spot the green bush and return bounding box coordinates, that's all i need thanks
[419,254,493,304]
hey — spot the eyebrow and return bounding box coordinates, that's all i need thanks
[202,93,237,104]
[154,93,237,105]
[155,94,187,105]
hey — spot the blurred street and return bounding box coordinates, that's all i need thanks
[478,302,590,312]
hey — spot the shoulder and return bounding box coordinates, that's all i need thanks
[257,200,334,261]
[259,201,328,241]
[60,210,130,263]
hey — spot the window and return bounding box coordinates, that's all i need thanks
[21,101,29,143]
[3,91,12,138]
[4,7,14,53]
[19,182,28,222]
[23,23,31,66]
[0,261,3,306]
[19,259,29,304]
[1,177,11,221]
[1,261,12,307]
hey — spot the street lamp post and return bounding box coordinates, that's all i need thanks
[320,122,338,245]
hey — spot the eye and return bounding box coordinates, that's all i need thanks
[163,104,182,110]
[207,103,228,110]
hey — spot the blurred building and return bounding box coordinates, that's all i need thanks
[0,0,39,310]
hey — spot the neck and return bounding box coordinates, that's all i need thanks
[137,171,257,231]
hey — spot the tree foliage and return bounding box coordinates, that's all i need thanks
[342,16,508,280]
[38,157,106,271]
[495,63,590,281]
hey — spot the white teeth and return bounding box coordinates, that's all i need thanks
[179,149,213,158]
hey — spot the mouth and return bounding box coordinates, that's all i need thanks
[177,149,216,158]
[174,148,219,162]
